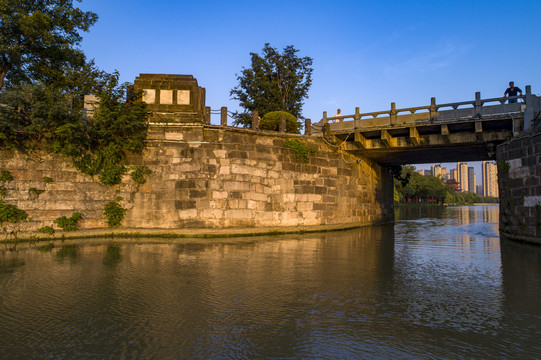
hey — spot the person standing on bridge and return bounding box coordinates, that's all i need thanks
[504,81,523,103]
[332,109,342,123]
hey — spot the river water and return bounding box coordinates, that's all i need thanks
[0,205,540,359]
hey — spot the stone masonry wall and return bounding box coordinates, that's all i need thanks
[497,132,541,244]
[0,125,394,235]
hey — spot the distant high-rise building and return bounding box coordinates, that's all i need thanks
[467,167,476,193]
[431,164,442,178]
[450,169,457,181]
[441,167,448,181]
[457,162,469,192]
[482,161,499,197]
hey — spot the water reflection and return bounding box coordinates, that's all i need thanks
[0,205,540,359]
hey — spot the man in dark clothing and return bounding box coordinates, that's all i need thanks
[504,81,523,103]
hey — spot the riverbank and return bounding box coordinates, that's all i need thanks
[394,202,498,207]
[1,220,391,243]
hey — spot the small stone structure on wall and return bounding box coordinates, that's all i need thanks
[133,74,206,123]
[497,132,541,244]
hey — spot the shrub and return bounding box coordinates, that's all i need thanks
[260,111,300,133]
[0,171,13,182]
[104,201,127,227]
[54,212,82,232]
[42,177,53,184]
[283,139,317,162]
[0,200,28,223]
[37,226,54,235]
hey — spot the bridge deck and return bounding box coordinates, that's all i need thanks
[315,92,539,166]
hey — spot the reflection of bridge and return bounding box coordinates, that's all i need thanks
[315,86,540,166]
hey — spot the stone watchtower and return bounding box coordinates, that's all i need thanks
[133,74,206,123]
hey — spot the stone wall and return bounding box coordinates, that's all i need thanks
[497,132,541,244]
[0,125,394,236]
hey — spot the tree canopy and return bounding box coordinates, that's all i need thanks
[0,0,98,90]
[393,165,498,204]
[230,43,313,128]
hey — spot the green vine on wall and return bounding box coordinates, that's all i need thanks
[42,177,53,184]
[54,212,82,232]
[130,165,152,185]
[37,226,54,235]
[283,139,317,162]
[0,200,28,223]
[0,75,148,187]
[103,201,127,227]
[497,161,510,173]
[29,188,45,196]
[0,171,13,182]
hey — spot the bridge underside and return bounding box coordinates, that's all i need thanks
[330,115,520,166]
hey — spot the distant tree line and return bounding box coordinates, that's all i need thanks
[393,165,498,205]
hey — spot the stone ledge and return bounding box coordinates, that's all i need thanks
[500,231,541,246]
[2,220,393,243]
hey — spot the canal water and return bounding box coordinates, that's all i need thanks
[1,205,540,359]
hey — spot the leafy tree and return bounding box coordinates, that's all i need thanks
[393,165,499,204]
[230,43,313,128]
[0,0,98,91]
[0,74,148,185]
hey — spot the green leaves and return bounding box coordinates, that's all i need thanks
[231,43,313,128]
[103,201,127,227]
[0,74,148,186]
[54,212,82,232]
[0,200,28,223]
[0,0,98,90]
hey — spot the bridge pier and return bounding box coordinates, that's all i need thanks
[497,132,541,245]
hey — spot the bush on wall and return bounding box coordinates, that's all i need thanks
[259,111,300,133]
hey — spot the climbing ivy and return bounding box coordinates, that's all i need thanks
[103,201,127,227]
[54,212,82,232]
[497,161,510,173]
[0,74,148,186]
[0,170,13,182]
[29,188,45,196]
[0,200,28,223]
[37,226,54,235]
[130,165,152,185]
[283,139,317,162]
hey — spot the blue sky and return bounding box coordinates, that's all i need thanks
[78,0,540,182]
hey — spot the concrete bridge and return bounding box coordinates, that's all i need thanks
[314,86,540,166]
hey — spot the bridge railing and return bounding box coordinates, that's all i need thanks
[320,85,538,131]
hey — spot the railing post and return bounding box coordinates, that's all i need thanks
[323,111,328,124]
[205,106,211,125]
[252,110,259,130]
[524,85,537,131]
[390,102,397,125]
[304,118,311,135]
[279,114,286,132]
[220,107,228,127]
[475,91,481,118]
[354,107,360,129]
[430,97,436,121]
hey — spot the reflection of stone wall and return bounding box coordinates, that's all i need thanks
[0,125,394,234]
[497,132,541,244]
